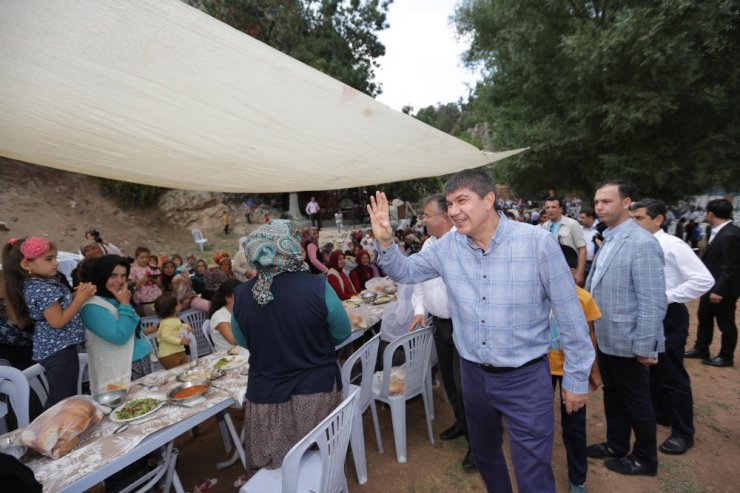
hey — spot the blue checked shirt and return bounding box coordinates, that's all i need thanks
[377,213,595,394]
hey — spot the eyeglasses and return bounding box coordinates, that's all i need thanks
[420,212,444,220]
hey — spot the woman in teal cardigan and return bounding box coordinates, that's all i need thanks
[80,255,152,393]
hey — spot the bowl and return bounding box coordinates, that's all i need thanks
[176,367,224,382]
[360,291,377,302]
[93,389,127,408]
[167,380,210,404]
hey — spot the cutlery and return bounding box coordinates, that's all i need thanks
[112,415,161,434]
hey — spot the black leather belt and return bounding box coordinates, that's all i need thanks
[477,355,545,374]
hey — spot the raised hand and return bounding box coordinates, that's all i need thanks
[367,191,394,248]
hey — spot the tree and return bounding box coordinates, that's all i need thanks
[201,0,391,96]
[455,0,740,201]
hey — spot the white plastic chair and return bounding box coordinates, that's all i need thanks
[179,309,213,357]
[144,332,164,373]
[372,326,435,463]
[23,352,90,407]
[191,229,208,252]
[241,389,358,493]
[340,334,382,485]
[201,320,216,353]
[0,366,30,432]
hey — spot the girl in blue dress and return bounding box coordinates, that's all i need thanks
[2,237,97,408]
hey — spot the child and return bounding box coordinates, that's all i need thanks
[223,210,230,235]
[129,246,162,316]
[550,245,602,493]
[154,293,192,369]
[1,237,97,408]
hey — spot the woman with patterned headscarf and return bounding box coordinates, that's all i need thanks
[232,220,351,471]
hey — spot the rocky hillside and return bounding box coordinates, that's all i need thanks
[0,158,276,261]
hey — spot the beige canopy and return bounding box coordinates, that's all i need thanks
[0,0,524,193]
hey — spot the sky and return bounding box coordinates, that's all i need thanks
[374,0,480,113]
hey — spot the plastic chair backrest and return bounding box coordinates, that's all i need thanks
[179,309,213,357]
[341,334,380,406]
[380,326,434,398]
[192,229,204,242]
[140,316,160,332]
[201,320,215,353]
[0,366,31,428]
[22,363,49,407]
[282,389,358,493]
[77,352,89,394]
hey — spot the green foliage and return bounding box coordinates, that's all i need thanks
[455,0,740,201]
[201,0,391,96]
[99,179,164,208]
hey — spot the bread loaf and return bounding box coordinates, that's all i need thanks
[19,396,103,459]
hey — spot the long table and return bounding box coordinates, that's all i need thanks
[3,351,247,493]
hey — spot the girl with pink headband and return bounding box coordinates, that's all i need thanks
[2,237,97,408]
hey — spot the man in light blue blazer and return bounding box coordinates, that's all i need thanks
[585,181,667,477]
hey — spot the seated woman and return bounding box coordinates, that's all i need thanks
[85,229,123,256]
[215,252,236,280]
[203,264,227,301]
[171,273,211,312]
[160,260,177,292]
[232,236,257,282]
[79,255,149,394]
[208,279,242,352]
[349,249,380,293]
[191,259,208,296]
[326,251,357,300]
[301,227,328,275]
[233,220,351,471]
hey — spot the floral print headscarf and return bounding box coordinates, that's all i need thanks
[245,220,306,305]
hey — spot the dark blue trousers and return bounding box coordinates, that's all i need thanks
[599,350,658,469]
[461,357,555,493]
[651,303,694,440]
[552,375,587,485]
[39,345,79,409]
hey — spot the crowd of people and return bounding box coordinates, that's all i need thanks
[1,171,737,492]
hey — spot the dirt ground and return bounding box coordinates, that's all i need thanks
[169,300,739,493]
[2,159,737,492]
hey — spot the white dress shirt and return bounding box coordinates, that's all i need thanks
[654,229,714,303]
[411,234,451,319]
[581,225,596,261]
[708,220,731,245]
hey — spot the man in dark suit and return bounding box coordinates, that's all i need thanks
[685,199,740,367]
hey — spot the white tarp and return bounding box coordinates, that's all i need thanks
[0,0,525,193]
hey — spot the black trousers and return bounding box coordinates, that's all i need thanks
[552,376,587,485]
[598,350,657,469]
[651,303,694,440]
[39,345,79,410]
[309,213,321,229]
[433,316,468,436]
[695,294,738,360]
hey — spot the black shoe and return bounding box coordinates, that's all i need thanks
[586,442,624,459]
[462,449,477,470]
[702,356,734,367]
[439,424,464,441]
[659,436,694,455]
[604,456,657,476]
[684,348,709,359]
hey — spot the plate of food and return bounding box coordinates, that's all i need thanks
[210,355,247,371]
[342,298,362,308]
[373,294,394,305]
[110,396,166,423]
